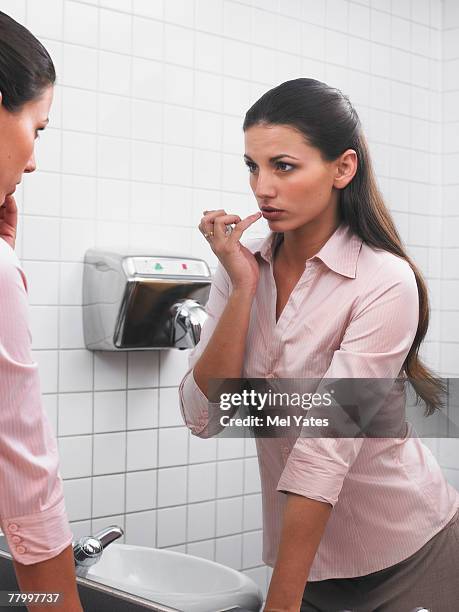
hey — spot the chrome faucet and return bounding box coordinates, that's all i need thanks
[73,525,123,577]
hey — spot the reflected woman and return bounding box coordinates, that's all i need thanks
[0,11,82,611]
[179,78,459,611]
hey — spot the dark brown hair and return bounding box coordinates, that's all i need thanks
[0,10,55,112]
[244,78,445,416]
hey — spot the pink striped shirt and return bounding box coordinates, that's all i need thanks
[0,238,73,564]
[179,220,459,580]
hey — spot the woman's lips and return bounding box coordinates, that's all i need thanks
[261,208,284,220]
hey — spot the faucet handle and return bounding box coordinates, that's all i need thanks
[73,536,103,568]
[73,524,124,570]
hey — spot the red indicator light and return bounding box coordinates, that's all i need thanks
[181,263,188,270]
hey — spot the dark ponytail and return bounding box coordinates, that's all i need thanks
[244,78,445,416]
[0,11,55,112]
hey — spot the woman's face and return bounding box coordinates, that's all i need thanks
[0,85,53,206]
[244,123,356,231]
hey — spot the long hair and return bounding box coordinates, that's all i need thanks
[0,11,56,111]
[243,78,445,416]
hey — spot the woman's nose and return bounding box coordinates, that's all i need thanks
[254,172,276,198]
[24,153,36,173]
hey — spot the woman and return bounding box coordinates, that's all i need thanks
[179,78,459,611]
[0,12,82,612]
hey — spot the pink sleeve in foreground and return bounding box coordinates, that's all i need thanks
[0,253,73,563]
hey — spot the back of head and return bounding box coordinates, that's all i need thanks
[0,10,56,112]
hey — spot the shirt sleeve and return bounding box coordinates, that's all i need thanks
[0,249,73,565]
[277,257,420,506]
[178,261,239,438]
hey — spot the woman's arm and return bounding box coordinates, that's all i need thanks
[179,210,262,437]
[13,546,82,612]
[193,285,256,397]
[179,267,256,438]
[264,494,332,612]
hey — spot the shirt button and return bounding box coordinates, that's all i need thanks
[8,524,19,533]
[11,536,21,544]
[16,545,26,554]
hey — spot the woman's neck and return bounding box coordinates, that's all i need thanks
[275,215,343,270]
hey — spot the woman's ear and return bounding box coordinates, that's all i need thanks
[333,149,358,189]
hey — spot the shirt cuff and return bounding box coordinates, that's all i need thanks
[178,368,227,438]
[178,368,210,435]
[0,495,73,565]
[276,437,364,507]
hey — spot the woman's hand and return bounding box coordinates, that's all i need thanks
[199,209,262,293]
[0,194,18,250]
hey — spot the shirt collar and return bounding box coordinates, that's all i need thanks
[250,221,363,279]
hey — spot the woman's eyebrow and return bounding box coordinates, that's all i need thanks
[244,153,299,162]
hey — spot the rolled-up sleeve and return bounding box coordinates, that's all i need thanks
[0,246,73,564]
[179,261,237,438]
[277,257,420,506]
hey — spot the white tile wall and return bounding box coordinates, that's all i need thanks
[126,470,157,513]
[2,0,458,601]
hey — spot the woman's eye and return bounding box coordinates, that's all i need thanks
[245,161,257,174]
[276,161,294,172]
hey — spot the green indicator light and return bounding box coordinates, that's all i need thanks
[154,263,163,270]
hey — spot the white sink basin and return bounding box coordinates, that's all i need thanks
[85,543,264,612]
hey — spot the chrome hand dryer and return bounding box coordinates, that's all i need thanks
[83,250,211,350]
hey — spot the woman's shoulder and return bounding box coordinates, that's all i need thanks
[358,241,416,288]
